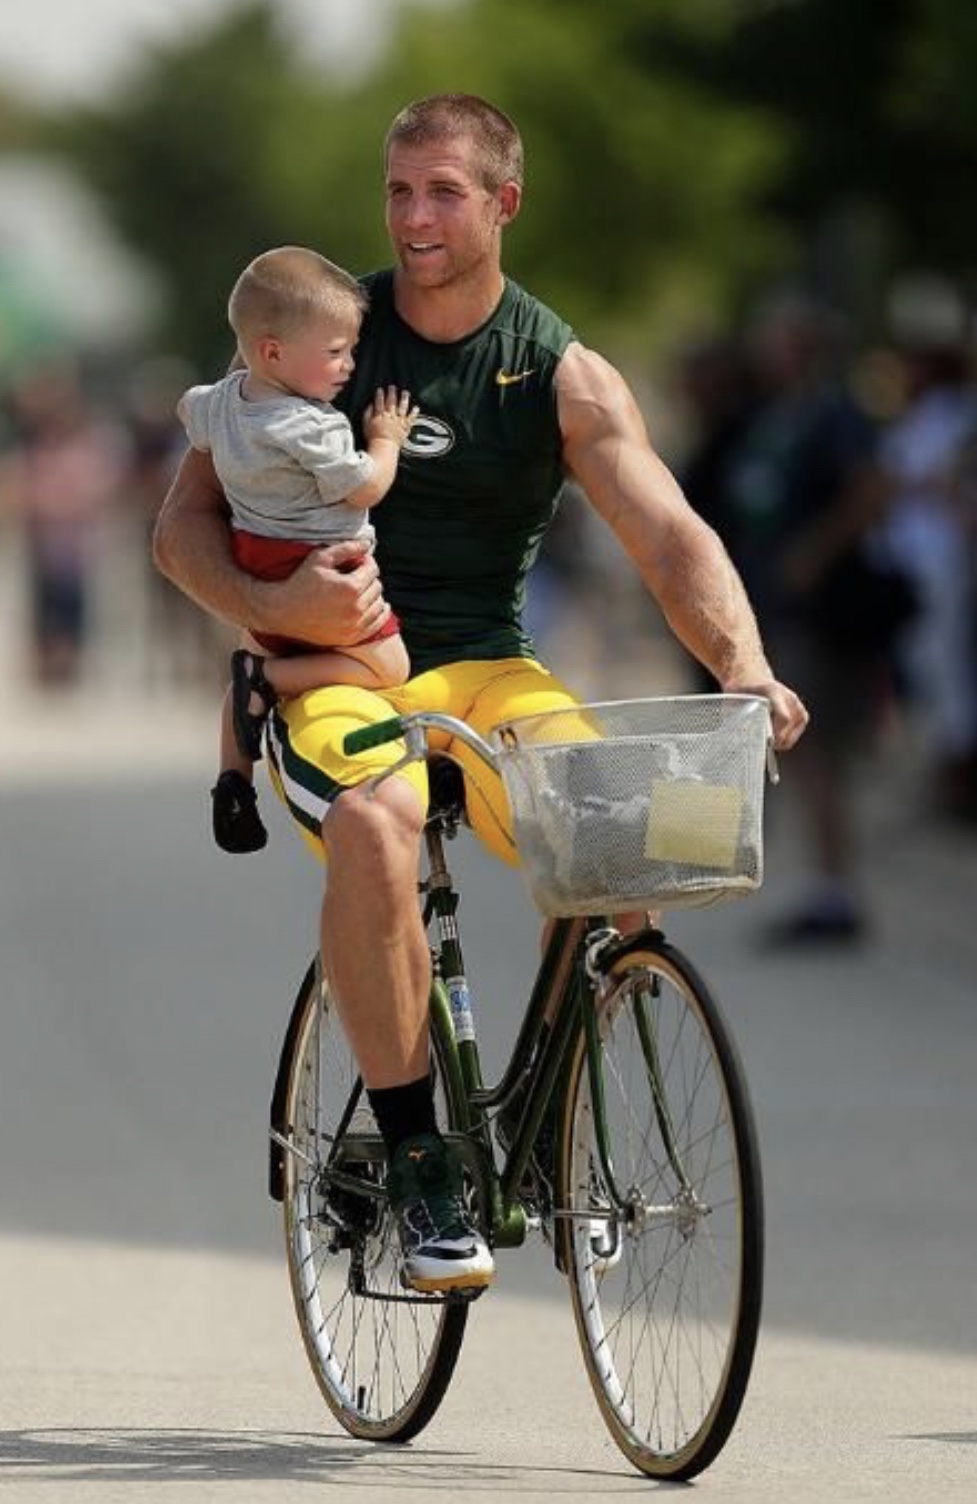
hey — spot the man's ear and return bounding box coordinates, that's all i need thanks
[256,335,282,365]
[497,181,522,226]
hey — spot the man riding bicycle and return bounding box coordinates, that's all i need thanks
[154,92,808,1295]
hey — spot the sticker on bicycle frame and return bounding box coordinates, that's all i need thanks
[644,780,743,870]
[446,977,476,1043]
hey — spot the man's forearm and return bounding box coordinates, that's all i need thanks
[153,447,257,630]
[643,516,773,689]
[594,456,773,687]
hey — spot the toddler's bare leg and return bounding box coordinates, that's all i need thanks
[218,683,253,777]
[268,634,410,695]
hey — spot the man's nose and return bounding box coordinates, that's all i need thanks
[401,193,434,229]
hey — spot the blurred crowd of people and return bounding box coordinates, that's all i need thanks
[2,295,976,951]
[0,352,226,694]
[672,296,977,943]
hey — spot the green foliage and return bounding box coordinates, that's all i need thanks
[355,0,788,348]
[883,0,977,272]
[56,5,332,370]
[0,89,40,151]
[40,0,977,368]
[701,0,977,310]
[46,0,788,368]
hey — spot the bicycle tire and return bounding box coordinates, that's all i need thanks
[558,936,763,1479]
[282,964,469,1442]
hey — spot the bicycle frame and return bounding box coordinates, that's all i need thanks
[388,775,580,1242]
[422,800,712,1257]
[271,702,766,1474]
[267,709,695,1247]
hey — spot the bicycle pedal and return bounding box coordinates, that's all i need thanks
[396,1267,488,1302]
[449,1283,488,1304]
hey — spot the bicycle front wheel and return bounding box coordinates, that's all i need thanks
[558,938,763,1479]
[281,965,468,1442]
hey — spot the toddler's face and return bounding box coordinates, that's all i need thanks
[275,312,362,402]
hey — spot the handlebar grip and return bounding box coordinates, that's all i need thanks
[343,716,407,755]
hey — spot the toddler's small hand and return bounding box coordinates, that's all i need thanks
[364,385,420,446]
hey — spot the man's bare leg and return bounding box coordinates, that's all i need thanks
[319,775,430,1087]
[319,773,494,1290]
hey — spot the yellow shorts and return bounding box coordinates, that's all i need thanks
[266,657,582,865]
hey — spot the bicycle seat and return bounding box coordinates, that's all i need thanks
[427,754,468,823]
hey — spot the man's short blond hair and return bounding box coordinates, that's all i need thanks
[228,246,367,351]
[385,93,523,191]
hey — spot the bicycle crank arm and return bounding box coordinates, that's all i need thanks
[348,1278,487,1307]
[550,1202,709,1226]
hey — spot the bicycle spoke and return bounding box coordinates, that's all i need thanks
[281,972,467,1440]
[561,945,763,1479]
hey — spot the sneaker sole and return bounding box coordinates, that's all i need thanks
[404,1266,495,1294]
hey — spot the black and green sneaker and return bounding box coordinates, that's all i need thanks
[386,1133,494,1293]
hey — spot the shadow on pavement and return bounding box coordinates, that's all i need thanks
[0,1427,639,1490]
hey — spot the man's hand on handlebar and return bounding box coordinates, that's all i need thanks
[725,677,809,752]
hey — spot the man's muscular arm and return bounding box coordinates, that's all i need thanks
[153,445,388,647]
[556,342,808,750]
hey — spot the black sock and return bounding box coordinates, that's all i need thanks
[367,1074,438,1157]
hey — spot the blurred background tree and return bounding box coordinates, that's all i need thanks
[696,0,977,327]
[6,0,976,372]
[43,0,788,372]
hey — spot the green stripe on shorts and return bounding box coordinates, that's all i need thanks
[267,709,347,837]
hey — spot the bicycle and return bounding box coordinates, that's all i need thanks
[267,693,774,1480]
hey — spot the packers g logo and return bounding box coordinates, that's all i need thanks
[403,415,455,458]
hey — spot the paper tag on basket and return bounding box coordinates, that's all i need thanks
[644,780,744,870]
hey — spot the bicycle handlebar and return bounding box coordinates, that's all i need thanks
[343,710,499,768]
[343,715,407,755]
[342,699,778,797]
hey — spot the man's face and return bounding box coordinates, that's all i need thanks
[384,136,518,289]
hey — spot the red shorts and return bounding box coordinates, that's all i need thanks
[232,530,400,656]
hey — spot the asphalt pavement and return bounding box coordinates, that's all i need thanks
[3,669,977,1502]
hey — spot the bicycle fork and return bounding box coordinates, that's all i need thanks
[574,930,701,1241]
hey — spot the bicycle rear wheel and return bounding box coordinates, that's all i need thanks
[282,964,468,1441]
[558,938,763,1479]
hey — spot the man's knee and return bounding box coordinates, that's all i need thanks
[322,776,425,871]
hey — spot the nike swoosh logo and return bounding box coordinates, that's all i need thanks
[495,368,536,386]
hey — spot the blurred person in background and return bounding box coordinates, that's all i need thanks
[722,297,914,945]
[878,335,977,824]
[124,355,228,691]
[675,335,761,694]
[0,359,127,688]
[525,480,652,697]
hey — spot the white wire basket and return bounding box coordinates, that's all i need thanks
[492,695,776,916]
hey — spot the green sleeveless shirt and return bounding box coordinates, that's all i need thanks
[335,271,574,673]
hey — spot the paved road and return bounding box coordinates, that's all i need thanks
[2,689,977,1500]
